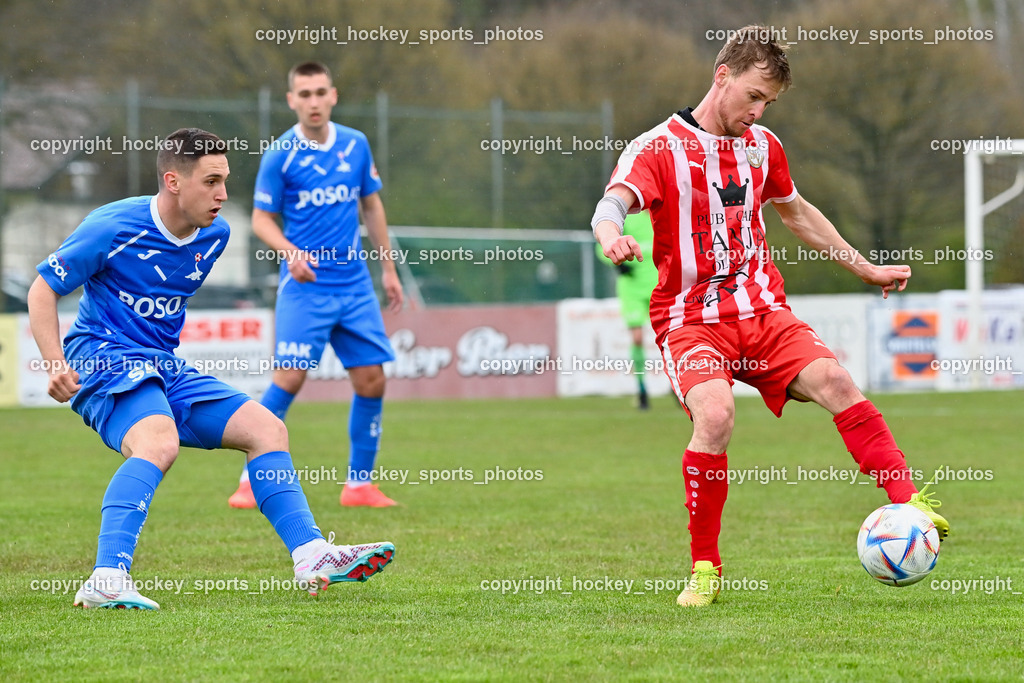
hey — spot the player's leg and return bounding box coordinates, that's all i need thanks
[213,398,394,593]
[331,287,398,507]
[230,282,331,508]
[629,326,648,409]
[75,380,177,610]
[340,364,395,507]
[788,357,948,539]
[618,276,650,409]
[228,366,310,509]
[662,325,740,607]
[741,309,948,539]
[677,379,733,607]
[261,367,307,417]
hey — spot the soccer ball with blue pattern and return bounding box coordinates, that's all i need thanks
[857,503,940,586]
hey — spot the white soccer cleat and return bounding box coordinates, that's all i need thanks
[293,533,395,596]
[73,565,160,610]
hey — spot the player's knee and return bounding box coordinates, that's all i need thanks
[272,369,306,395]
[692,400,734,447]
[131,436,179,472]
[820,363,863,406]
[351,367,385,397]
[253,414,289,451]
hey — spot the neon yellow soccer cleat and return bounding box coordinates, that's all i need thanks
[676,560,721,607]
[906,484,949,542]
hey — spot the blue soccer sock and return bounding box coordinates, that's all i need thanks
[95,458,164,571]
[348,395,383,485]
[247,451,323,553]
[260,383,296,420]
[237,384,299,483]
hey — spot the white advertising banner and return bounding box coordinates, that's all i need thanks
[934,289,1024,390]
[787,294,872,390]
[555,298,674,398]
[176,309,275,398]
[17,309,275,407]
[866,294,940,392]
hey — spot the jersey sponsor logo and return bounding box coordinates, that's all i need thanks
[294,183,361,209]
[118,290,185,319]
[254,190,273,205]
[712,175,749,207]
[47,253,70,282]
[277,341,313,358]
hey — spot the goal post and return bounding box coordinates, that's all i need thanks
[963,138,1024,387]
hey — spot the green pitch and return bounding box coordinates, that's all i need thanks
[2,392,1022,681]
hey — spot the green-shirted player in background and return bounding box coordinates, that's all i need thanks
[597,210,659,409]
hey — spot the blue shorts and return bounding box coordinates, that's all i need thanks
[273,278,395,370]
[66,340,250,453]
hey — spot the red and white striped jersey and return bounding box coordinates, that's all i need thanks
[606,110,798,342]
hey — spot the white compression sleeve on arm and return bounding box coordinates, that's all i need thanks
[590,194,628,236]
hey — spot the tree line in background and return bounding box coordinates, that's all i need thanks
[1,0,1022,293]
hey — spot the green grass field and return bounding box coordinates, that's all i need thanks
[2,392,1023,681]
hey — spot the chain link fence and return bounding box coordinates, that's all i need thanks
[0,81,618,307]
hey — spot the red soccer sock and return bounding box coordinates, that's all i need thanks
[682,449,729,573]
[833,400,917,503]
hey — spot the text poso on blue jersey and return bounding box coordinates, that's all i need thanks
[253,122,382,288]
[36,195,229,354]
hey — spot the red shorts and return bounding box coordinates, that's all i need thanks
[659,308,837,417]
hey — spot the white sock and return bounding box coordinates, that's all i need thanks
[291,538,329,564]
[346,480,369,488]
[91,566,128,592]
[239,466,250,484]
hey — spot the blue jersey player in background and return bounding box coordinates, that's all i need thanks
[27,128,395,609]
[229,61,404,509]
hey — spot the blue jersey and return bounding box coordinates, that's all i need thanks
[253,122,383,288]
[36,195,230,354]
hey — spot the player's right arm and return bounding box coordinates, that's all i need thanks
[593,184,643,266]
[26,276,80,403]
[252,208,318,283]
[253,140,319,283]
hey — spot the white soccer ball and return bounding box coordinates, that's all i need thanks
[857,503,940,586]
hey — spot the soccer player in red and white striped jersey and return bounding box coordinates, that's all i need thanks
[592,25,949,607]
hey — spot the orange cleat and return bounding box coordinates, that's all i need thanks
[340,483,398,507]
[228,479,257,509]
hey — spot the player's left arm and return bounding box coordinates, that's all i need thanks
[773,193,909,299]
[360,192,404,313]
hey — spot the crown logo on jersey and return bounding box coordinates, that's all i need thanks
[712,175,749,207]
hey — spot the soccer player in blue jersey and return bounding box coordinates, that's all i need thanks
[228,61,404,509]
[27,128,394,609]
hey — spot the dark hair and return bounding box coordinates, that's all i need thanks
[156,128,227,181]
[714,25,792,90]
[288,60,332,90]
